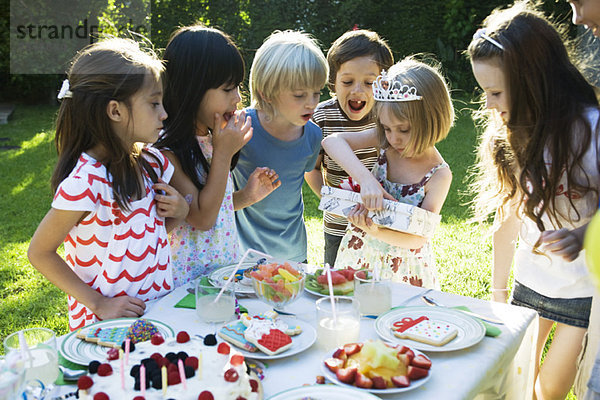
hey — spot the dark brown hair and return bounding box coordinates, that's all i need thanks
[326,29,393,94]
[53,38,164,210]
[468,1,599,231]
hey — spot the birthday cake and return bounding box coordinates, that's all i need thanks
[80,332,260,400]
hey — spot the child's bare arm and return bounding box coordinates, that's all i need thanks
[28,208,146,319]
[322,130,393,210]
[304,154,324,198]
[152,179,190,232]
[233,167,281,210]
[491,203,521,303]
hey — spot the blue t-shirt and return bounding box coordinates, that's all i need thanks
[232,108,322,262]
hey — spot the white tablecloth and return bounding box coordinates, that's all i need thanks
[58,283,538,400]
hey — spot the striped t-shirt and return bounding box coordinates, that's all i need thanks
[312,98,378,237]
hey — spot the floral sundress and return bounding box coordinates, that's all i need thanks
[334,150,448,289]
[169,135,240,287]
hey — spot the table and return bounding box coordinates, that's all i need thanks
[58,283,538,400]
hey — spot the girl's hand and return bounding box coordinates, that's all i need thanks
[245,167,281,203]
[153,179,189,221]
[93,295,146,320]
[359,176,396,210]
[539,228,584,262]
[212,110,253,158]
[347,203,378,234]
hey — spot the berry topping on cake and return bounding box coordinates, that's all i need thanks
[150,333,165,345]
[203,334,217,346]
[176,331,190,343]
[198,391,214,400]
[106,348,119,361]
[93,393,109,400]
[217,342,231,355]
[97,363,113,377]
[77,375,94,390]
[121,340,135,352]
[88,360,101,374]
[249,379,259,392]
[230,354,244,367]
[185,356,199,370]
[126,319,160,344]
[224,368,239,382]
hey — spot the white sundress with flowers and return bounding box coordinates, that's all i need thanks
[169,135,240,287]
[334,150,448,289]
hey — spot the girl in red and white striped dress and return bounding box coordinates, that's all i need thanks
[28,38,189,331]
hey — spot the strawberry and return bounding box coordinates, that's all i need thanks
[324,357,344,373]
[93,393,109,400]
[198,391,214,400]
[77,375,94,390]
[224,368,239,382]
[97,363,113,377]
[398,345,411,354]
[106,348,119,361]
[230,354,244,367]
[405,349,415,363]
[150,333,165,345]
[249,379,259,392]
[168,371,181,385]
[354,372,373,389]
[185,356,199,370]
[316,375,325,384]
[355,270,367,280]
[217,342,231,355]
[331,348,347,361]
[411,354,432,370]
[391,375,410,388]
[176,331,190,343]
[150,352,162,362]
[343,343,362,356]
[335,367,357,384]
[371,376,387,389]
[407,365,429,380]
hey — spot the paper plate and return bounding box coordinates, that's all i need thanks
[60,318,174,366]
[375,306,485,352]
[209,263,258,294]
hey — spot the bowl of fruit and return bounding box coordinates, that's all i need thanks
[250,262,306,311]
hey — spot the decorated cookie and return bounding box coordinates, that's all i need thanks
[125,319,159,344]
[391,316,458,346]
[244,323,292,356]
[76,326,129,348]
[239,312,302,336]
[218,320,259,352]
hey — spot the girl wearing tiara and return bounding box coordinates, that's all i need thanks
[322,57,454,288]
[469,3,600,398]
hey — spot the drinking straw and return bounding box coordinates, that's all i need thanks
[140,364,146,397]
[178,359,187,390]
[324,263,337,326]
[17,331,33,368]
[161,366,167,397]
[371,263,380,289]
[124,338,130,366]
[214,248,272,303]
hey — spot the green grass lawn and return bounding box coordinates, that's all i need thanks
[0,103,576,398]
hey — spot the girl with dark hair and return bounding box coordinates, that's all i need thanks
[469,2,600,398]
[155,25,279,287]
[28,38,189,331]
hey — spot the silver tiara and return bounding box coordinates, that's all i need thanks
[372,70,422,102]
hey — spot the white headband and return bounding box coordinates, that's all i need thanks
[474,28,504,51]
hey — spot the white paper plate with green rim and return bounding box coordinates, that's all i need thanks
[375,306,486,352]
[266,384,381,399]
[60,318,174,366]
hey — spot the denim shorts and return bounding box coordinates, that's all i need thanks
[511,281,592,328]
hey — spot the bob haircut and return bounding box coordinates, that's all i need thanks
[250,30,328,118]
[156,25,245,191]
[375,57,454,158]
[326,29,393,94]
[53,38,164,210]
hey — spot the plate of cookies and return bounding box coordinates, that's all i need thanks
[374,306,485,352]
[217,311,317,360]
[60,318,175,366]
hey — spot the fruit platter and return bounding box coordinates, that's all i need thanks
[250,262,305,309]
[321,339,432,394]
[304,267,358,296]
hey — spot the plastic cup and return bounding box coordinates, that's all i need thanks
[196,280,235,323]
[3,328,58,387]
[354,269,392,316]
[0,349,25,400]
[315,296,360,350]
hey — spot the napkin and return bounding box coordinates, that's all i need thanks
[174,277,248,315]
[452,306,502,337]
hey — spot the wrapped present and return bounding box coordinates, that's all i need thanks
[318,186,441,238]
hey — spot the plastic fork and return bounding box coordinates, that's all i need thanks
[422,295,504,325]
